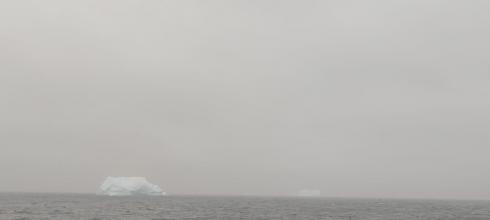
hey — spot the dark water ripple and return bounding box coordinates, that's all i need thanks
[0,193,489,219]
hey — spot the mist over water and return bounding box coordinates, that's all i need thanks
[1,0,490,201]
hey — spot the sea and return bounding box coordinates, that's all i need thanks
[0,193,489,220]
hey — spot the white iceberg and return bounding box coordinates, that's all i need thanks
[97,177,166,196]
[298,189,321,197]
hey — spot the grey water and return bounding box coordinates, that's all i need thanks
[1,193,489,220]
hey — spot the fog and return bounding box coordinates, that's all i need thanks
[1,0,490,199]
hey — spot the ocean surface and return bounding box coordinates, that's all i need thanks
[0,193,489,220]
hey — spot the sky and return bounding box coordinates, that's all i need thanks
[1,0,490,199]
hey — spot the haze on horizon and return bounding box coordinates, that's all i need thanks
[1,0,490,200]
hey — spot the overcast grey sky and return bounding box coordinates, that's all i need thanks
[1,0,490,199]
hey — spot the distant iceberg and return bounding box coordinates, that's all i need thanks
[97,177,166,196]
[298,189,321,197]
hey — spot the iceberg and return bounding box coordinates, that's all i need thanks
[97,177,166,196]
[298,189,321,197]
